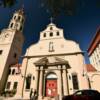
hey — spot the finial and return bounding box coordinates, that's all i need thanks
[20,0,24,9]
[16,0,24,14]
[21,4,24,11]
[17,4,24,15]
[19,4,24,12]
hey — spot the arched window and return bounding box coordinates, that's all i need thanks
[13,82,18,90]
[8,69,11,75]
[18,16,21,21]
[6,82,11,89]
[57,31,59,36]
[10,23,13,28]
[72,73,79,90]
[12,69,15,75]
[14,16,16,20]
[21,19,24,23]
[20,26,23,31]
[50,27,53,30]
[0,50,3,55]
[44,33,46,37]
[26,74,31,89]
[50,32,53,37]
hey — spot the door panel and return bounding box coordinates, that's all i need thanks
[46,79,57,97]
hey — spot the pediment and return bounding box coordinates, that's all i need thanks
[34,57,70,68]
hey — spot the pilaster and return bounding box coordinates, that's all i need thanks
[38,66,43,98]
[62,65,69,95]
[58,65,62,100]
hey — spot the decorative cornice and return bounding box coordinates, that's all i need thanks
[22,51,85,58]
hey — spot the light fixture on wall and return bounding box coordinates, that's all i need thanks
[82,72,91,89]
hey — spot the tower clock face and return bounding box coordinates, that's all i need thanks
[4,33,9,38]
[0,31,9,41]
[2,31,12,42]
[4,32,9,38]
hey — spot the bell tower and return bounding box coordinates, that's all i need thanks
[0,8,25,92]
[8,8,24,32]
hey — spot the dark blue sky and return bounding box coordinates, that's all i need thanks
[0,0,100,63]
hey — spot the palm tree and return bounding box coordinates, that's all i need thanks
[0,0,16,7]
[40,0,78,17]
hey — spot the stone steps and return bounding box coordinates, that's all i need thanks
[42,97,58,100]
[0,96,25,100]
[0,96,59,100]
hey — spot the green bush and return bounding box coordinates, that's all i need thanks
[0,89,16,97]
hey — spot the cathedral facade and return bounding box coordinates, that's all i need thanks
[0,9,90,100]
[19,23,89,100]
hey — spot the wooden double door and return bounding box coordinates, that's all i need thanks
[46,79,57,97]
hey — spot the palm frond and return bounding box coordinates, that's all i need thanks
[0,0,16,7]
[40,0,78,17]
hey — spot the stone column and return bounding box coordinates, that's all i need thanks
[62,65,69,95]
[58,65,62,100]
[43,73,46,96]
[39,66,43,98]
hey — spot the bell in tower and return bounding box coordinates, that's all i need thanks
[8,8,25,32]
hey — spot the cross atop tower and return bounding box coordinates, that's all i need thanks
[20,4,24,12]
[50,17,54,23]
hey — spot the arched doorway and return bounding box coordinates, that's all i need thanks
[45,73,58,97]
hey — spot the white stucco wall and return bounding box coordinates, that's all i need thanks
[19,23,89,99]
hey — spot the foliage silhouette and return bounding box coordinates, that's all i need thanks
[0,0,16,7]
